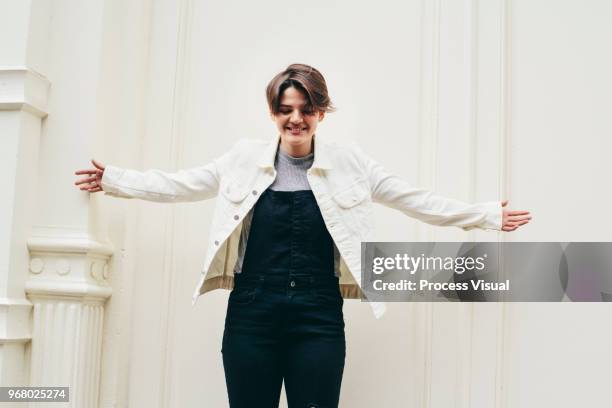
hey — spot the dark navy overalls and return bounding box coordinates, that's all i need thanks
[221,188,346,408]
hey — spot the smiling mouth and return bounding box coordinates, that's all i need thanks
[286,126,308,132]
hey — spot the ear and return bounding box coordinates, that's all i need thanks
[318,111,325,122]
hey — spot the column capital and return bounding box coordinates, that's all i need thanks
[26,227,114,303]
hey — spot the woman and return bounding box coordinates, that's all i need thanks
[74,63,531,408]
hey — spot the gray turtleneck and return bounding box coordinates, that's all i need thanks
[233,147,341,276]
[269,147,314,191]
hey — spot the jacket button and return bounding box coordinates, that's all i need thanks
[290,281,296,287]
[233,215,239,220]
[214,240,219,246]
[252,190,258,195]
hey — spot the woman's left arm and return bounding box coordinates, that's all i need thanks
[354,146,531,232]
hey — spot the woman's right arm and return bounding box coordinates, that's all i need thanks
[74,148,234,203]
[100,162,222,202]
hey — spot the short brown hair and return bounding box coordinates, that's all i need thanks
[266,63,336,115]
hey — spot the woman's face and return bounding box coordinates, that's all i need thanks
[271,86,324,156]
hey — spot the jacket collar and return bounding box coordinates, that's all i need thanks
[256,133,333,170]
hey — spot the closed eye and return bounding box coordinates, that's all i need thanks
[279,109,315,115]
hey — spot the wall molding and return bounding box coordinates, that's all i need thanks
[159,0,194,407]
[495,0,512,406]
[417,0,442,406]
[0,298,32,344]
[0,67,50,117]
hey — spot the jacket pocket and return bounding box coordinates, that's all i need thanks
[331,180,372,239]
[220,178,249,203]
[332,180,369,208]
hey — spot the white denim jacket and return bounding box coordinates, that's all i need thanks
[101,134,502,318]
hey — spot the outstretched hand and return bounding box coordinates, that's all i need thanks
[74,159,106,193]
[501,200,531,232]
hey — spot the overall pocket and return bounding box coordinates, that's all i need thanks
[229,279,263,305]
[312,285,344,307]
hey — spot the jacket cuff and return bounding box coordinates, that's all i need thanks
[100,165,125,197]
[479,201,503,230]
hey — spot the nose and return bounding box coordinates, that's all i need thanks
[289,110,303,123]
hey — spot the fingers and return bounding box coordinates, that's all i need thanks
[75,176,101,191]
[76,158,105,178]
[506,217,531,225]
[74,176,97,186]
[81,184,101,192]
[76,168,103,175]
[508,210,530,216]
[505,219,530,227]
[91,159,105,170]
[74,159,105,193]
[502,218,531,232]
[507,214,532,222]
[74,163,104,193]
[74,169,103,178]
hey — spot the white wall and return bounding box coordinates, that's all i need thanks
[3,0,611,407]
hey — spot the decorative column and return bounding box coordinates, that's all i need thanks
[1,64,114,407]
[0,67,49,387]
